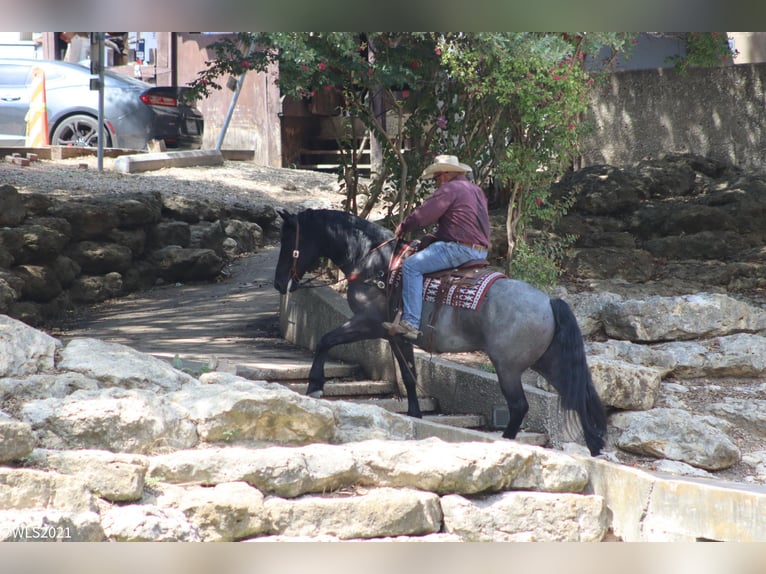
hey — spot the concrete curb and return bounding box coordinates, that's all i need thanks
[113,149,225,173]
[280,283,766,542]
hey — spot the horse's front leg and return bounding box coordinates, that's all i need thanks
[389,341,421,418]
[306,315,382,398]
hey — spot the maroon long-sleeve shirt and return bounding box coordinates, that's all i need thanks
[400,175,490,247]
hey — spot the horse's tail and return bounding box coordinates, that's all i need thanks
[542,298,607,456]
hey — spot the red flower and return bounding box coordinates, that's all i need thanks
[401,89,410,99]
[434,47,442,56]
[410,60,419,69]
[318,62,327,71]
[241,61,251,69]
[535,197,543,207]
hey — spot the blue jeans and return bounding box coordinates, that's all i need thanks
[401,241,487,328]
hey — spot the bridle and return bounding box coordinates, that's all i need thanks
[285,214,398,293]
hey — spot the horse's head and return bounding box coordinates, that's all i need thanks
[273,209,320,294]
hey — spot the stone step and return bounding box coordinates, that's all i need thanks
[279,379,397,397]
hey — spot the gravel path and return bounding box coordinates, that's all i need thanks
[2,155,350,212]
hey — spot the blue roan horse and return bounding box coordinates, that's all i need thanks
[273,208,606,455]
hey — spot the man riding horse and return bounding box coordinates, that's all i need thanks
[383,154,491,340]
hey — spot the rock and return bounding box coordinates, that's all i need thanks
[169,378,336,445]
[110,192,162,227]
[161,194,218,223]
[0,184,26,225]
[589,356,664,410]
[612,408,741,470]
[190,220,227,254]
[348,438,589,495]
[101,504,200,541]
[31,449,149,502]
[12,264,63,302]
[601,293,766,342]
[47,199,119,240]
[10,222,70,264]
[554,164,647,215]
[0,417,35,463]
[20,388,199,454]
[0,510,104,541]
[223,219,263,253]
[330,401,415,442]
[441,491,608,541]
[149,246,223,282]
[653,459,715,479]
[0,278,18,312]
[565,247,655,282]
[707,397,766,438]
[68,272,124,303]
[147,444,359,498]
[107,228,147,256]
[264,487,442,540]
[0,468,97,512]
[66,241,133,274]
[567,291,624,337]
[155,482,268,541]
[653,333,766,378]
[0,315,61,377]
[644,231,751,261]
[58,338,199,392]
[148,221,191,249]
[0,373,98,401]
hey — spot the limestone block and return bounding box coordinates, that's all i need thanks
[441,491,608,542]
[265,487,442,540]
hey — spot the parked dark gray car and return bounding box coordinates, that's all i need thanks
[0,58,203,149]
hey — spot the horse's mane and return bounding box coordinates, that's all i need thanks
[300,209,393,246]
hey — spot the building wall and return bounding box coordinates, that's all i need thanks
[582,63,766,171]
[174,33,282,165]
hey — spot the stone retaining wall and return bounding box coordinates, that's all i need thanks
[0,184,278,326]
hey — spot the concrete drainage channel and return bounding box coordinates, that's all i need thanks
[279,284,766,542]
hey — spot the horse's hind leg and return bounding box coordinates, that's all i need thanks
[495,365,529,439]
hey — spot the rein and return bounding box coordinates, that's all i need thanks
[287,216,397,291]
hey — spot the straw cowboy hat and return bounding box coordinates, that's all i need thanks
[420,154,473,178]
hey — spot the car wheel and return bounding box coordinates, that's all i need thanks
[50,114,112,147]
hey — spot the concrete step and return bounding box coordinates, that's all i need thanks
[423,413,485,430]
[484,430,549,448]
[279,379,397,397]
[346,396,438,414]
[235,360,360,382]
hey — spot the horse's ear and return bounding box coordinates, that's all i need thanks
[277,208,292,221]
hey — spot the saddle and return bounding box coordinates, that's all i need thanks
[387,240,505,312]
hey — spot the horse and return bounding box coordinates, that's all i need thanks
[273,208,607,456]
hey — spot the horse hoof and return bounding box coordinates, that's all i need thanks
[308,390,323,399]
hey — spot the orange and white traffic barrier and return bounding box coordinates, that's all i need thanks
[25,67,49,147]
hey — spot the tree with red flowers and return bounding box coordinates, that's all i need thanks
[188,32,640,286]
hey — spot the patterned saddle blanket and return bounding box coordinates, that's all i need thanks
[387,240,506,311]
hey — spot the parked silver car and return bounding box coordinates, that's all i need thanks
[0,58,203,149]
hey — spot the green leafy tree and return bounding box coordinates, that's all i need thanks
[188,32,636,288]
[665,32,739,73]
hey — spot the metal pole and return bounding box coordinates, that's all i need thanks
[215,40,255,151]
[97,32,105,172]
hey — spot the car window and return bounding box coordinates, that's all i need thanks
[0,64,32,87]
